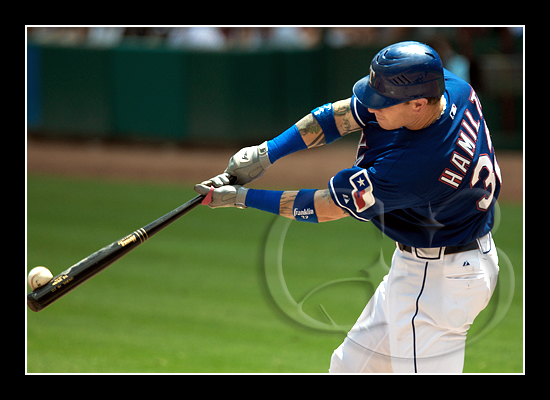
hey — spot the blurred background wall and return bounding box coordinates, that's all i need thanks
[26,26,523,150]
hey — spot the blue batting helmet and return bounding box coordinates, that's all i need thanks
[353,41,445,109]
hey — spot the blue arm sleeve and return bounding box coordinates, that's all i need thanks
[266,102,343,164]
[245,189,284,215]
[266,125,307,164]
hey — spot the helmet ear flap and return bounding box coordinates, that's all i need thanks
[353,41,445,110]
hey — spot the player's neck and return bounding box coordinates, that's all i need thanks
[407,97,446,131]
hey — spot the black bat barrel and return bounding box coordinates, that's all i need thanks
[27,195,204,312]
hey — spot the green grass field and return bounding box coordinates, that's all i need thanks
[26,175,523,373]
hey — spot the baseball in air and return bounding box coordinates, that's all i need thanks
[28,266,53,291]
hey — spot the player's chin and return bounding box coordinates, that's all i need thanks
[377,120,392,130]
[377,119,402,131]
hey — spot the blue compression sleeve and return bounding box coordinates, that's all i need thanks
[266,125,306,164]
[244,189,283,215]
[267,104,341,164]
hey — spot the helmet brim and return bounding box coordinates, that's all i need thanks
[353,76,406,110]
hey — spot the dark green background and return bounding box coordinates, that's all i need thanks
[27,41,522,149]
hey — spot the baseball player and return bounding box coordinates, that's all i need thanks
[195,41,502,373]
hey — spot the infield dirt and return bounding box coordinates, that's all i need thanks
[26,137,523,202]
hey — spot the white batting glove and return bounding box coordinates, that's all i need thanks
[194,183,249,209]
[201,172,232,188]
[224,141,271,185]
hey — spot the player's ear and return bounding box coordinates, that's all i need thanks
[411,98,428,113]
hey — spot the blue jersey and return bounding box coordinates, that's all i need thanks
[329,69,502,248]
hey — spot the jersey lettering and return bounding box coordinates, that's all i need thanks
[461,118,477,141]
[457,131,476,158]
[464,109,480,134]
[469,87,483,118]
[438,87,499,213]
[439,169,464,188]
[450,152,471,174]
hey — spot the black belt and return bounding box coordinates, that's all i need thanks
[397,240,479,255]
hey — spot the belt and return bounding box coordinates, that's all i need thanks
[397,240,479,256]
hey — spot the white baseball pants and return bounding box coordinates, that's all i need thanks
[329,233,499,373]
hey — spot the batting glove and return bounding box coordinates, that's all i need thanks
[194,183,249,209]
[224,141,271,185]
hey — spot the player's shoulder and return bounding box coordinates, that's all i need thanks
[443,68,474,104]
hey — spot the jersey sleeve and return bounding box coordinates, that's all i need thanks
[329,166,378,221]
[350,95,376,127]
[328,166,421,222]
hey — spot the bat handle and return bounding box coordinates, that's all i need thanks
[200,174,239,206]
[228,174,238,185]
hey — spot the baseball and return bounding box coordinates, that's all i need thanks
[28,266,53,291]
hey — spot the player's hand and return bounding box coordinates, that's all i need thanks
[224,141,271,185]
[200,172,232,188]
[194,182,249,209]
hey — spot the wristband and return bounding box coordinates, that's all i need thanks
[244,189,284,215]
[266,125,307,164]
[311,103,341,145]
[292,189,318,223]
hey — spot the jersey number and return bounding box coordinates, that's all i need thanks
[468,89,501,212]
[470,154,496,211]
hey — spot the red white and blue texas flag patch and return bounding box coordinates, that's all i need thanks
[349,169,375,213]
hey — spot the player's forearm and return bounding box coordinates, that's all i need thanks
[280,190,348,222]
[245,188,348,223]
[267,98,360,164]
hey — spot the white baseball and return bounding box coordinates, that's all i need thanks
[28,266,53,291]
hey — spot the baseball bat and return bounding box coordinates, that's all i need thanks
[27,188,214,312]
